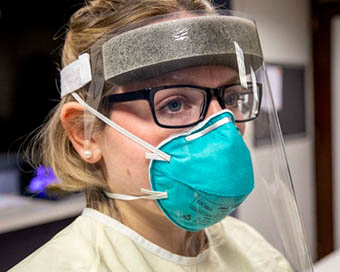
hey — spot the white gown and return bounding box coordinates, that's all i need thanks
[9,208,292,272]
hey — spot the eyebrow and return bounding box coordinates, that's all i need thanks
[223,74,240,85]
[166,73,240,87]
[118,69,241,93]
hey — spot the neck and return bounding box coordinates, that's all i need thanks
[112,198,206,256]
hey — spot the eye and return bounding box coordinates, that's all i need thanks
[166,98,182,112]
[153,87,206,127]
[225,93,239,106]
[157,96,187,114]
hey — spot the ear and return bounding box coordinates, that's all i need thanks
[60,102,102,164]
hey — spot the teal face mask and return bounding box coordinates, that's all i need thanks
[149,110,254,231]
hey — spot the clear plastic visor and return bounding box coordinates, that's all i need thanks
[75,10,313,271]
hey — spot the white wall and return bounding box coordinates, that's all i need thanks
[232,0,316,260]
[232,0,310,64]
[331,16,340,250]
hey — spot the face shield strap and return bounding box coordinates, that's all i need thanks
[83,48,106,148]
[60,53,92,98]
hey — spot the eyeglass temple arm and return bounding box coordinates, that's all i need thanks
[103,89,150,103]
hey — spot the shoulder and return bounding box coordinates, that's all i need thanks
[215,216,293,271]
[221,215,270,244]
[8,215,99,272]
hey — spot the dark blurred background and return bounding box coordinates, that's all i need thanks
[0,1,85,153]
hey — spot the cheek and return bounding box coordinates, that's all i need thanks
[109,101,173,145]
[230,109,246,135]
[236,122,246,135]
[101,126,151,193]
[99,103,177,194]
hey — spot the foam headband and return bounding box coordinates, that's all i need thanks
[60,15,264,97]
[102,15,263,85]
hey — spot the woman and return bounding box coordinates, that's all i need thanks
[10,0,298,271]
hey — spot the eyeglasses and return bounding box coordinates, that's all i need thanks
[101,82,262,128]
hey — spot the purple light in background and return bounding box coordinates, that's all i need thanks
[29,166,58,193]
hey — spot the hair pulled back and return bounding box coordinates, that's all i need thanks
[28,0,214,220]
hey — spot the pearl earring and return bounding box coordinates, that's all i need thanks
[84,150,93,159]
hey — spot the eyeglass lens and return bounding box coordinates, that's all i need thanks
[153,84,260,127]
[153,87,206,127]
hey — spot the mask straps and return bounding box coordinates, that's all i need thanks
[71,93,171,162]
[105,188,168,200]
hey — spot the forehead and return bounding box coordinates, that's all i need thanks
[118,65,239,92]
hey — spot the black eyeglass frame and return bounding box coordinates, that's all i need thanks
[101,82,263,129]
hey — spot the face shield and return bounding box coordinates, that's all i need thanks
[60,10,313,271]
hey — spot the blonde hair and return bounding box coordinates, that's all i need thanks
[27,0,215,255]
